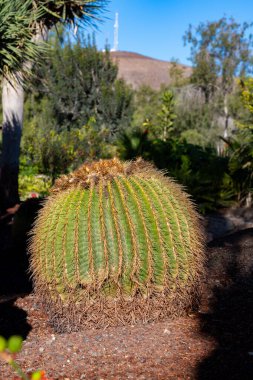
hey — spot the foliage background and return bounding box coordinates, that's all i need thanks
[5,19,252,213]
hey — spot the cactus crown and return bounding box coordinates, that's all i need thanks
[30,158,204,331]
[51,157,163,193]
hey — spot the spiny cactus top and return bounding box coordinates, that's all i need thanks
[29,158,204,331]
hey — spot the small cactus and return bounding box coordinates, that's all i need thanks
[29,158,204,331]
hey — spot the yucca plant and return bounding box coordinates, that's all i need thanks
[29,158,204,331]
[0,0,43,79]
[0,0,107,212]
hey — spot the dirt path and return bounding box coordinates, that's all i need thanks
[1,219,253,379]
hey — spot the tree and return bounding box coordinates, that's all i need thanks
[0,0,107,212]
[240,78,253,122]
[21,33,133,178]
[190,49,217,103]
[32,32,132,135]
[184,17,253,137]
[0,0,44,211]
[169,59,189,88]
[0,0,43,78]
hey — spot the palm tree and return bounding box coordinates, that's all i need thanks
[0,0,107,212]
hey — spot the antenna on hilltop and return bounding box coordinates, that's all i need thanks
[111,12,119,52]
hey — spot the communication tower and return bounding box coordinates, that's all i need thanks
[111,12,119,52]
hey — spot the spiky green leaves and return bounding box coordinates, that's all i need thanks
[37,0,108,29]
[0,0,45,79]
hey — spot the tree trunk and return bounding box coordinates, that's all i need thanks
[223,93,229,139]
[0,75,24,212]
[0,28,47,213]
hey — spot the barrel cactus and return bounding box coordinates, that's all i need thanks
[29,158,204,331]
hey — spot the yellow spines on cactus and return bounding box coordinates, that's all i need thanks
[29,158,204,331]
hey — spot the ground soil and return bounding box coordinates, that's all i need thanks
[1,208,253,380]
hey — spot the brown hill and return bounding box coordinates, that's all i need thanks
[110,51,192,90]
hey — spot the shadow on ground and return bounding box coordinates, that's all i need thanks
[0,199,42,338]
[197,228,253,380]
[0,300,31,339]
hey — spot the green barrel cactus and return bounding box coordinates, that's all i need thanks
[29,158,204,331]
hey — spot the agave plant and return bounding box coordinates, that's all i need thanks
[29,158,204,331]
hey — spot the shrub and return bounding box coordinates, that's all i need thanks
[21,118,116,181]
[19,175,51,200]
[29,158,204,331]
[117,133,236,212]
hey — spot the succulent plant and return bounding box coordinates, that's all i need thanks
[29,158,204,331]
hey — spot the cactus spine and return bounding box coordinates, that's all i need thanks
[29,158,204,331]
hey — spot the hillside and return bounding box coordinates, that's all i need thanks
[110,51,192,90]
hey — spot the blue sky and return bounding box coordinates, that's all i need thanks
[86,0,253,65]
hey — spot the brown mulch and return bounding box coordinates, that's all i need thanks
[1,210,253,379]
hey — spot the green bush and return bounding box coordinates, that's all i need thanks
[21,118,116,181]
[117,133,235,213]
[19,174,51,200]
[226,129,253,203]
